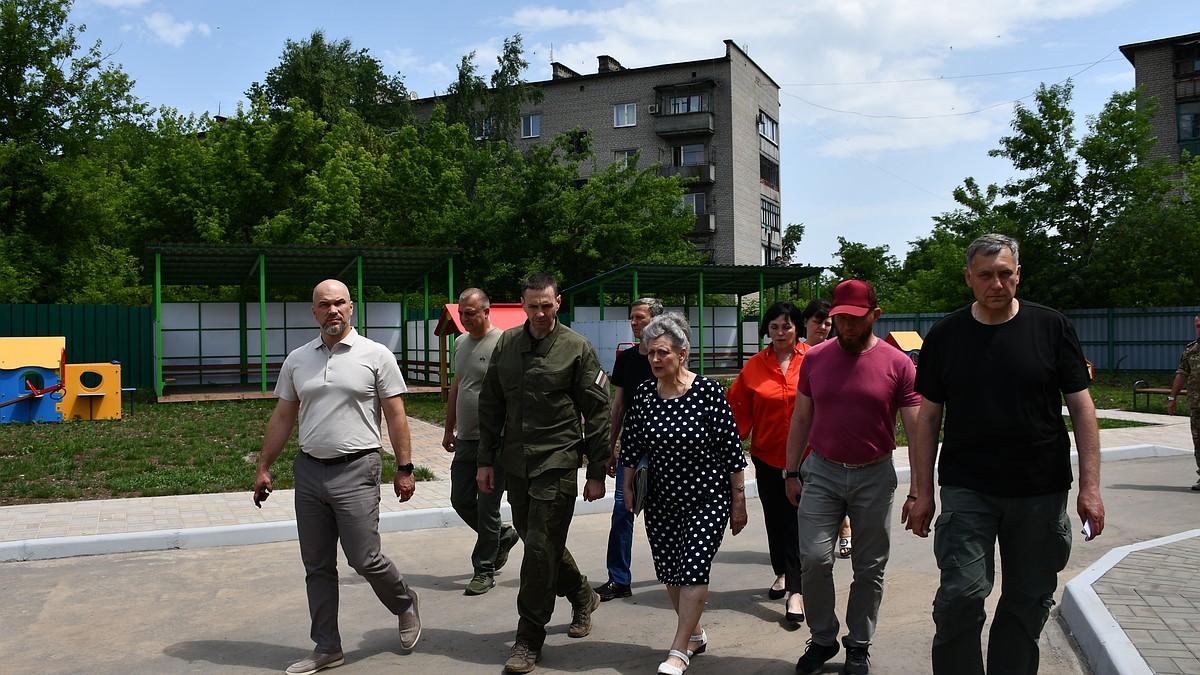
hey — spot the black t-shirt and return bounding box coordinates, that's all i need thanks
[914,301,1090,497]
[612,344,653,391]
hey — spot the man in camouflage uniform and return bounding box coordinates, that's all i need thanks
[477,272,611,673]
[1167,314,1200,491]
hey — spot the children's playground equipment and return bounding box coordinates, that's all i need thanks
[0,337,125,423]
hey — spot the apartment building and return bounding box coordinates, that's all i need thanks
[1120,31,1200,166]
[419,40,783,266]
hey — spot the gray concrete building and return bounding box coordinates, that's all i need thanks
[419,41,782,266]
[1120,32,1200,167]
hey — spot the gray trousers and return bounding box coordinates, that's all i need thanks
[797,451,896,648]
[293,451,415,653]
[450,438,516,574]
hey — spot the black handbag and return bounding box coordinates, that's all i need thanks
[630,453,650,515]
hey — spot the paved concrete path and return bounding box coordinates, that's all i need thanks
[0,409,1198,674]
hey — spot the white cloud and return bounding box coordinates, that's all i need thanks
[143,12,211,48]
[90,0,152,8]
[498,0,1127,159]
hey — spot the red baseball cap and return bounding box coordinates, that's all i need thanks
[829,279,876,317]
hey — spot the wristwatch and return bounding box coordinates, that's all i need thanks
[396,463,415,474]
[782,469,801,479]
[1167,396,1177,401]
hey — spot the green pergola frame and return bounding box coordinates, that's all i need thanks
[561,262,823,374]
[146,243,460,398]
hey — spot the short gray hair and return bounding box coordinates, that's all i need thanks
[642,312,691,353]
[966,233,1020,267]
[632,297,664,317]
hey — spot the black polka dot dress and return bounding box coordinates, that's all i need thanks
[620,376,747,586]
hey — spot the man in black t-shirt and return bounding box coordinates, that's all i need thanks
[594,298,661,601]
[904,234,1105,675]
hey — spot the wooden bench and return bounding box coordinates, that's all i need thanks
[161,362,282,384]
[1132,380,1187,410]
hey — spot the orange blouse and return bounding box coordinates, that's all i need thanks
[725,342,808,469]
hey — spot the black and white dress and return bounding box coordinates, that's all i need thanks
[620,376,747,585]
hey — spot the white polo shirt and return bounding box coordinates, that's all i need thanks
[275,327,407,459]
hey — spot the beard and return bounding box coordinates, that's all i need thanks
[837,330,872,353]
[322,321,348,336]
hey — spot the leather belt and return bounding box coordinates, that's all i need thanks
[302,448,379,465]
[818,451,892,469]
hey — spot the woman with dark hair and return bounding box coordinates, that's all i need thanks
[621,312,748,674]
[726,301,809,623]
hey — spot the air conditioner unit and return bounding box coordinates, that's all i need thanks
[647,104,660,115]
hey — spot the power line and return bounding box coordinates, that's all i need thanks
[783,50,1120,120]
[780,57,1125,87]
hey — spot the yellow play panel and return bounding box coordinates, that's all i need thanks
[57,362,123,421]
[0,336,66,370]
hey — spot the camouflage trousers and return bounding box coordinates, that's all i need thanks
[1192,408,1200,476]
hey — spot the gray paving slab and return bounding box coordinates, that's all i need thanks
[0,409,1198,674]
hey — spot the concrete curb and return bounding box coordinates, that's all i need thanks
[0,445,1181,563]
[1062,528,1200,675]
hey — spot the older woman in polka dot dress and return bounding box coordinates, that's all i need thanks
[621,312,748,675]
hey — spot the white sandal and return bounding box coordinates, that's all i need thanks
[687,630,707,657]
[657,648,690,674]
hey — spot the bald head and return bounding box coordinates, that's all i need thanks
[312,279,354,341]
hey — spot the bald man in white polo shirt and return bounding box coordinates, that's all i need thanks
[254,279,421,675]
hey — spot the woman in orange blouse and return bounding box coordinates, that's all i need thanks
[726,301,809,623]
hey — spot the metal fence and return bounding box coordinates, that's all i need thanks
[0,304,154,389]
[877,306,1200,372]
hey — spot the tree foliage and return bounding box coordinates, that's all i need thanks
[246,30,410,131]
[856,79,1192,313]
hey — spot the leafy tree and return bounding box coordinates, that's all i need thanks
[438,34,543,143]
[826,236,900,304]
[0,0,148,302]
[781,222,805,262]
[247,30,410,131]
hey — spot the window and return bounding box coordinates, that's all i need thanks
[682,193,707,215]
[613,103,637,127]
[761,199,780,233]
[1174,43,1200,78]
[521,114,540,138]
[758,112,779,145]
[672,144,706,166]
[670,94,704,115]
[1180,101,1200,160]
[760,156,779,189]
[614,149,638,168]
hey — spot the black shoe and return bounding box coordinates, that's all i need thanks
[795,639,839,674]
[842,645,870,674]
[594,580,631,601]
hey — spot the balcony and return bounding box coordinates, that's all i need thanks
[654,111,715,138]
[692,213,716,235]
[660,163,716,184]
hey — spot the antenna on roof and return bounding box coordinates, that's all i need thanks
[550,43,554,62]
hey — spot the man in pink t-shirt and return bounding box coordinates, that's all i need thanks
[783,280,921,675]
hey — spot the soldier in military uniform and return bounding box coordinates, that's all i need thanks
[477,272,611,674]
[1166,314,1200,491]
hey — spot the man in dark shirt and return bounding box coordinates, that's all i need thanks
[594,297,662,601]
[904,233,1105,675]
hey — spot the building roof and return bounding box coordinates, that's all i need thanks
[435,303,527,337]
[1120,31,1200,65]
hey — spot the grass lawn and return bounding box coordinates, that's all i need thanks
[0,370,1170,505]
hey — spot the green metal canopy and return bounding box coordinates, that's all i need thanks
[144,243,459,290]
[145,243,460,399]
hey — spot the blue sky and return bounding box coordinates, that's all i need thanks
[68,0,1198,268]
